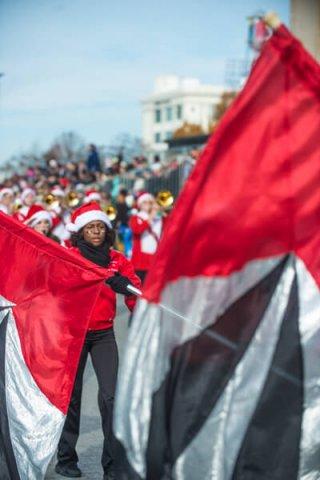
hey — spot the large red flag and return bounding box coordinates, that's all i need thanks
[0,213,106,479]
[114,25,320,480]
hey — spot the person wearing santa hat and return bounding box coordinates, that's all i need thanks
[83,188,102,204]
[23,204,59,240]
[0,188,14,215]
[129,192,163,284]
[21,187,36,207]
[55,202,140,480]
[51,185,65,199]
[13,188,36,222]
[48,186,71,243]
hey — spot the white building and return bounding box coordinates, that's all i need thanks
[141,75,225,156]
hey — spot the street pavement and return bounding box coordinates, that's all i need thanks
[45,300,130,480]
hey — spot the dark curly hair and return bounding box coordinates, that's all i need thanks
[70,226,115,248]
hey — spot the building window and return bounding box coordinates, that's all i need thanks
[177,104,183,119]
[166,106,172,121]
[155,109,161,123]
[155,133,161,143]
[165,131,172,140]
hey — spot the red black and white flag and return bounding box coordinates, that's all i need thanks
[0,213,105,479]
[114,24,320,479]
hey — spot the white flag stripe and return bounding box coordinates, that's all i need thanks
[3,299,65,480]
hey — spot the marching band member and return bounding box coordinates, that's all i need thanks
[21,187,36,208]
[83,188,102,204]
[13,187,36,222]
[51,185,65,198]
[129,192,163,284]
[0,188,14,215]
[55,202,140,480]
[23,204,60,242]
[48,186,70,242]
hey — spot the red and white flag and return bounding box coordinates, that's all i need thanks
[114,25,320,479]
[0,213,106,479]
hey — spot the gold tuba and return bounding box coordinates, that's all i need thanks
[156,190,174,210]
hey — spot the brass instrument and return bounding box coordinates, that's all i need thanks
[104,204,117,222]
[43,193,60,209]
[66,191,80,208]
[156,190,174,210]
[12,198,23,213]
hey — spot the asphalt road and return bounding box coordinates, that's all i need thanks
[45,300,130,480]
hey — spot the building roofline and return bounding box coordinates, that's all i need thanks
[141,86,226,105]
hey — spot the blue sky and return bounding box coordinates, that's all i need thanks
[0,0,289,163]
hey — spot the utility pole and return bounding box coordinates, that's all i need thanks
[290,0,320,61]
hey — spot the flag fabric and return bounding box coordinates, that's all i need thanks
[0,213,106,479]
[114,25,320,480]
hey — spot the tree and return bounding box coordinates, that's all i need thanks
[214,91,237,123]
[107,133,142,162]
[173,122,205,139]
[44,131,86,164]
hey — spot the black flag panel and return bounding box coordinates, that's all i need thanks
[232,275,303,479]
[145,259,287,479]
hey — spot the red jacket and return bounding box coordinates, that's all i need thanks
[69,247,141,331]
[129,212,163,271]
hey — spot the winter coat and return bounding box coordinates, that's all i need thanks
[129,212,163,271]
[69,246,141,330]
[87,149,101,173]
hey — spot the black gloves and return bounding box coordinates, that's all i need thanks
[105,273,132,296]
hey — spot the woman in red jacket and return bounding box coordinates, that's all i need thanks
[55,202,140,480]
[129,192,163,284]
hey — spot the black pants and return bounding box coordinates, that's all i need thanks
[57,328,118,474]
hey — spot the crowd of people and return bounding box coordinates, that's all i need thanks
[0,143,197,273]
[0,174,170,278]
[2,143,188,199]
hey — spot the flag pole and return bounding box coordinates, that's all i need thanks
[126,284,142,296]
[126,283,301,388]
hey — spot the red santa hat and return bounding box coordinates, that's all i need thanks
[66,202,112,232]
[21,188,36,203]
[0,188,14,201]
[137,192,154,208]
[24,204,53,227]
[83,189,101,203]
[59,177,70,188]
[51,186,65,198]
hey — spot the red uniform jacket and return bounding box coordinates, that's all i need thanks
[69,247,141,331]
[129,212,163,271]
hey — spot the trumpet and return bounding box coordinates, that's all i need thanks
[156,190,174,211]
[104,204,117,222]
